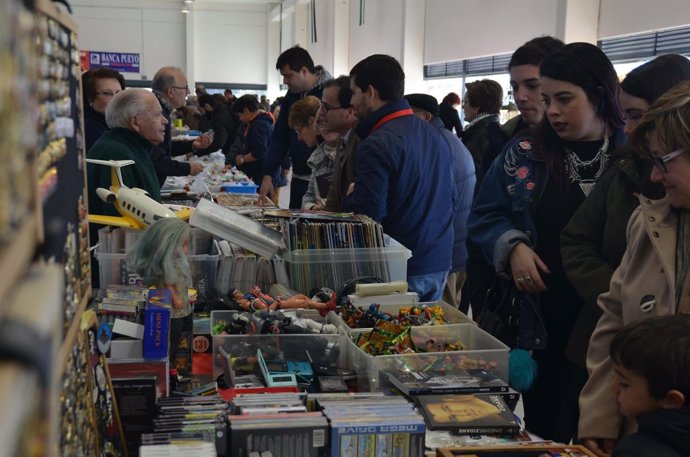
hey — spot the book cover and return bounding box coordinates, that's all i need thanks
[415,394,520,435]
[385,368,509,396]
[111,377,157,457]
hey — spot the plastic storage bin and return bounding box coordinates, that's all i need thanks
[95,241,220,300]
[346,323,509,391]
[280,235,412,295]
[334,301,473,333]
[210,333,352,384]
[221,182,258,194]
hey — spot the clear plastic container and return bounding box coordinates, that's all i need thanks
[333,301,473,334]
[346,323,509,391]
[95,241,220,300]
[280,235,412,294]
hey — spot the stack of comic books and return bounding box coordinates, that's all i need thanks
[227,393,329,457]
[318,395,426,457]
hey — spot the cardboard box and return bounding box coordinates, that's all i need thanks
[143,289,171,360]
[113,319,145,339]
[110,339,143,359]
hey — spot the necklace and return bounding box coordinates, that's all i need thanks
[565,135,609,197]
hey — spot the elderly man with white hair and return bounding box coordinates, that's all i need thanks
[87,88,167,217]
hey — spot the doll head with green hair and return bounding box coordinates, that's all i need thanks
[126,218,192,295]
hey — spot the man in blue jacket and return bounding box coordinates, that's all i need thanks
[343,55,454,301]
[258,46,331,208]
[404,93,476,308]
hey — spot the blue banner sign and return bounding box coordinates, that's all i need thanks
[86,51,140,73]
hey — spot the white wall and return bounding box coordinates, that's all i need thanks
[599,0,690,38]
[306,0,336,76]
[348,0,405,68]
[424,0,559,64]
[192,3,269,84]
[72,1,185,79]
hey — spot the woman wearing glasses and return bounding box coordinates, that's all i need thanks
[82,67,125,151]
[579,81,690,456]
[288,96,340,210]
[468,43,625,443]
[561,54,690,405]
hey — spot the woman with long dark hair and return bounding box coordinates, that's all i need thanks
[561,54,690,390]
[468,42,625,443]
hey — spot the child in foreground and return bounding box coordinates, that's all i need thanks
[608,314,690,457]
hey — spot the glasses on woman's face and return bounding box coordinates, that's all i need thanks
[95,90,122,98]
[651,148,685,173]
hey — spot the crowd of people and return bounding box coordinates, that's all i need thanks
[82,40,690,457]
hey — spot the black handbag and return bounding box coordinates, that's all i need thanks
[477,277,525,348]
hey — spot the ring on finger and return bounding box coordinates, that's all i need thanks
[517,277,526,282]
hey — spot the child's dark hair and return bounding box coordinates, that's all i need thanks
[610,314,690,403]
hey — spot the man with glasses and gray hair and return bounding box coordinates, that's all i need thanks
[87,88,167,217]
[150,66,206,185]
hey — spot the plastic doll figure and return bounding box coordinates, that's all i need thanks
[227,286,336,316]
[127,218,192,365]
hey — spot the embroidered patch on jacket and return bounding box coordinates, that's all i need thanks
[504,138,535,177]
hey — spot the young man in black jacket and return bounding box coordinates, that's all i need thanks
[258,46,332,208]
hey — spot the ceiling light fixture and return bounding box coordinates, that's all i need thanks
[184,0,193,4]
[181,8,190,13]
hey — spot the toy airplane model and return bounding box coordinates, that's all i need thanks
[87,159,191,229]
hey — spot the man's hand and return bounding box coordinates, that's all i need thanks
[258,175,274,206]
[346,182,355,196]
[509,242,550,293]
[189,161,204,176]
[192,132,213,150]
[581,438,616,457]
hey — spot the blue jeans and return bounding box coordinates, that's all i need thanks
[407,270,448,302]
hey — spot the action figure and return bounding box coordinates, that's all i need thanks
[227,286,336,317]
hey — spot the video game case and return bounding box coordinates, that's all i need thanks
[112,376,157,457]
[328,417,426,457]
[415,393,520,436]
[228,417,329,457]
[385,368,509,396]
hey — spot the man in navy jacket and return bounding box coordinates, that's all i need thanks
[405,93,476,308]
[258,46,332,208]
[343,55,454,301]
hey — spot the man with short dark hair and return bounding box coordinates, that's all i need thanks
[344,54,454,302]
[150,66,206,185]
[224,88,235,104]
[229,94,275,186]
[196,93,238,156]
[462,36,565,316]
[258,46,332,208]
[405,93,476,308]
[319,76,359,212]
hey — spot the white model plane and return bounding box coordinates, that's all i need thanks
[87,159,191,229]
